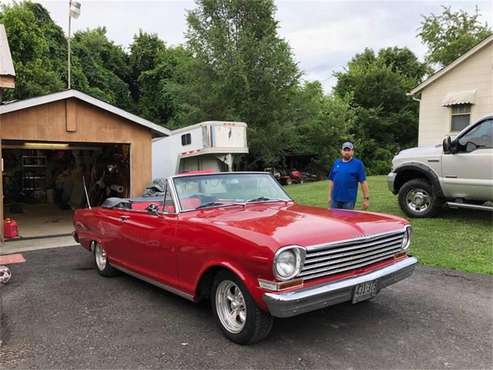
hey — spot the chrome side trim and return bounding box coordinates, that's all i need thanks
[264,257,418,318]
[112,263,195,301]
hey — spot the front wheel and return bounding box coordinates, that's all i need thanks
[211,271,273,344]
[398,179,441,218]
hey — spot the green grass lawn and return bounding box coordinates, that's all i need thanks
[286,176,493,275]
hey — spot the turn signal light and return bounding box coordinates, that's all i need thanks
[258,278,303,291]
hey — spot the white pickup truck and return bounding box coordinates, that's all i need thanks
[388,115,493,217]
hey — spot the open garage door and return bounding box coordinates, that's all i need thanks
[1,141,130,240]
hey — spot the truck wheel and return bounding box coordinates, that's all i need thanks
[398,179,441,218]
[94,242,118,277]
[211,271,273,345]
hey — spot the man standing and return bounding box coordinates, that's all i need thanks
[328,142,369,210]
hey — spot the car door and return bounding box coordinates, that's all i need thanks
[95,206,130,263]
[118,181,179,286]
[441,118,493,201]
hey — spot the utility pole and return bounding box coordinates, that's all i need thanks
[68,0,72,89]
[67,0,81,89]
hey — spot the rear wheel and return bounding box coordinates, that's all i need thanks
[211,271,273,344]
[94,242,118,277]
[398,179,441,218]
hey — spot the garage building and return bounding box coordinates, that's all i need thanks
[0,89,169,244]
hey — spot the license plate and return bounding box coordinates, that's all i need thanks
[352,280,378,303]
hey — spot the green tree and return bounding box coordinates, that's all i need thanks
[298,93,354,173]
[419,6,492,68]
[334,47,427,174]
[71,27,132,109]
[129,31,166,103]
[185,0,301,167]
[0,1,66,99]
[137,45,198,128]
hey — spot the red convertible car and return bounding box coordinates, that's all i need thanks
[73,172,417,344]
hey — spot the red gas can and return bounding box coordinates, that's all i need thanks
[4,218,19,239]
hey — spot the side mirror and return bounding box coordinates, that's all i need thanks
[145,203,160,216]
[443,136,456,154]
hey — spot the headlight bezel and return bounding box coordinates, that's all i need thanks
[402,225,412,250]
[273,246,306,281]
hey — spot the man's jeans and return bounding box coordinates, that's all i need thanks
[331,200,355,209]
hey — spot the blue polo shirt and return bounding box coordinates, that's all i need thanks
[328,158,366,202]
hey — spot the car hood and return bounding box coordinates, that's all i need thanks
[186,203,408,250]
[396,144,442,158]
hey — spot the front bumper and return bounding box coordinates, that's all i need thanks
[263,257,418,318]
[387,171,397,194]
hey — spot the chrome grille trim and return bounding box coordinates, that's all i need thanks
[299,228,406,281]
[302,243,403,270]
[300,254,403,280]
[300,248,402,276]
[305,236,403,262]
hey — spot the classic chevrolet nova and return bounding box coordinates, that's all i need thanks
[73,172,417,344]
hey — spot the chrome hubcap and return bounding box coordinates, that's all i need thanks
[95,243,107,271]
[406,188,431,213]
[216,280,247,334]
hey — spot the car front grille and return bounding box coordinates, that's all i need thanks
[299,230,406,281]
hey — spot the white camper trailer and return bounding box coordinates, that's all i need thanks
[152,121,248,179]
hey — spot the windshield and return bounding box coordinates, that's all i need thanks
[173,173,291,211]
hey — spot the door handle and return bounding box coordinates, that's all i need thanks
[120,215,130,222]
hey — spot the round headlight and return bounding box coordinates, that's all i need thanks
[402,225,412,250]
[273,247,304,281]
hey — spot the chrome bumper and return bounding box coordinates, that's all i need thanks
[263,257,418,318]
[387,172,397,194]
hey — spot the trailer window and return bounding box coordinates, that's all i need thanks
[181,133,192,146]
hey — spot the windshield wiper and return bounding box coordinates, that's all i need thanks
[195,201,245,210]
[195,201,225,209]
[246,197,287,203]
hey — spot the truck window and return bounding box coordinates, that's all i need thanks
[458,119,492,149]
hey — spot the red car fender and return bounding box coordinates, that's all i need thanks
[194,260,269,311]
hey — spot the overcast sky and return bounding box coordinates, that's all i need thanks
[33,0,493,92]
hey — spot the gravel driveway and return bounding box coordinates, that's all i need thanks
[1,246,492,369]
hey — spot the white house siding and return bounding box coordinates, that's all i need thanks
[418,41,493,146]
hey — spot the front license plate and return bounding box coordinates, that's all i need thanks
[352,280,377,303]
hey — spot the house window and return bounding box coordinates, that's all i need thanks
[181,133,191,146]
[451,104,471,132]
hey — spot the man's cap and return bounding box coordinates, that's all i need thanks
[342,142,353,150]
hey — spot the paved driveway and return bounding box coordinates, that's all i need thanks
[1,247,492,369]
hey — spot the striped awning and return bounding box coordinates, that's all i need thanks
[442,90,476,106]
